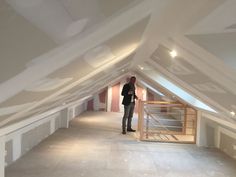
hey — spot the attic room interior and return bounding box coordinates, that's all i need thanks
[0,0,236,177]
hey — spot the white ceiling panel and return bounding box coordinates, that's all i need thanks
[1,0,236,128]
[186,32,236,69]
[0,0,57,84]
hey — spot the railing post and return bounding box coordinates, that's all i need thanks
[183,106,187,135]
[137,99,142,131]
[146,113,149,139]
[138,100,144,140]
[193,110,198,144]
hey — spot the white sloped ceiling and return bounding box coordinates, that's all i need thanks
[0,0,151,126]
[0,0,236,127]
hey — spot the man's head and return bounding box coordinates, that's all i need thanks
[129,76,136,84]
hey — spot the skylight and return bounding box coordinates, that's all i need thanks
[147,71,217,113]
[138,80,165,96]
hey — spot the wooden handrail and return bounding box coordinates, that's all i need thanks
[142,101,178,104]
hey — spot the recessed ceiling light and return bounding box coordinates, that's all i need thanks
[170,50,177,58]
[121,69,125,72]
[230,111,235,116]
[138,65,144,70]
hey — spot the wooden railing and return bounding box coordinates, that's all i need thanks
[137,100,197,143]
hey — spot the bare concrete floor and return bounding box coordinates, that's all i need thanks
[6,111,236,177]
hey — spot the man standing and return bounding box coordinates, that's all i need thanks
[121,76,138,134]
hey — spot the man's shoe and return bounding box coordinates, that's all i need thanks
[127,129,136,132]
[122,131,126,134]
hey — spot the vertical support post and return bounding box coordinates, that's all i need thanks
[50,117,56,135]
[146,113,149,139]
[193,109,198,144]
[107,85,112,112]
[12,135,21,162]
[0,136,5,177]
[71,106,75,119]
[137,99,141,131]
[183,106,187,135]
[196,111,207,147]
[61,108,69,128]
[139,101,144,141]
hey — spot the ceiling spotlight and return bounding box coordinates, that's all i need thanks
[121,69,125,72]
[138,65,144,70]
[230,111,235,116]
[170,50,177,58]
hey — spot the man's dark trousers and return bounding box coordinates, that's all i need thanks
[122,102,135,131]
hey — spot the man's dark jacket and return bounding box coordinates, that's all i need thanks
[121,83,137,106]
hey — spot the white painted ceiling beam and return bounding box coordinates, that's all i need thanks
[187,0,236,34]
[131,0,224,66]
[0,50,135,127]
[202,112,236,130]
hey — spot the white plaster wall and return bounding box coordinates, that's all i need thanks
[4,112,60,165]
[1,101,86,169]
[93,94,100,111]
[196,111,236,159]
[74,103,86,117]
